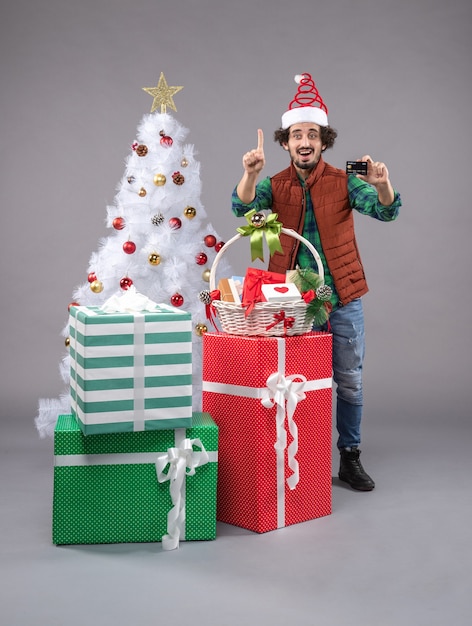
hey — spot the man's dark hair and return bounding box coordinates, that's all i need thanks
[273,125,338,151]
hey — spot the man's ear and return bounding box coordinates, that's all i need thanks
[282,143,289,151]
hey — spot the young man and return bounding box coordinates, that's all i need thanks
[232,74,401,491]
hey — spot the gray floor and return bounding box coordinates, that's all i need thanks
[1,413,471,626]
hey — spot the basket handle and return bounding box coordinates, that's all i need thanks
[209,227,324,291]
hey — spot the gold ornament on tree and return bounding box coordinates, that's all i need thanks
[202,268,211,282]
[148,252,161,266]
[90,280,104,293]
[194,323,208,337]
[153,173,166,186]
[184,206,196,219]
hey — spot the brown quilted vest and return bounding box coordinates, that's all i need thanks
[267,158,368,306]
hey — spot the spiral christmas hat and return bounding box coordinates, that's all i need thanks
[281,73,329,129]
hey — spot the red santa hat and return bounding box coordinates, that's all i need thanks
[281,73,329,129]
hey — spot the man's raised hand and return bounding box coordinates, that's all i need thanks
[242,129,265,175]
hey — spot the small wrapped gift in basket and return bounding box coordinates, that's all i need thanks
[202,211,332,337]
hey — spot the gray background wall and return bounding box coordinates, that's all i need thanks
[1,0,471,432]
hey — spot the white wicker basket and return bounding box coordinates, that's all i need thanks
[209,227,324,336]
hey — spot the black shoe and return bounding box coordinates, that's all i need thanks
[338,447,375,491]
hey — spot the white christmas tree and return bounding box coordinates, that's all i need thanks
[36,73,231,437]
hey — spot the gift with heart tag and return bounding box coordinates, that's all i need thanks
[261,282,301,303]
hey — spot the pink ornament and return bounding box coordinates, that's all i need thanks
[160,135,173,147]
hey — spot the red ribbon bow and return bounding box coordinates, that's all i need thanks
[204,290,221,331]
[302,289,315,304]
[242,268,286,317]
[265,310,295,334]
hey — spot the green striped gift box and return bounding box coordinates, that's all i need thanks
[69,304,193,435]
[53,413,218,546]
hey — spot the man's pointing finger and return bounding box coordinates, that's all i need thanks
[257,128,264,151]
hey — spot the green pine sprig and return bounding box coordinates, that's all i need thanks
[288,268,331,327]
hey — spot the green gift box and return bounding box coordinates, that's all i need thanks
[69,303,193,434]
[53,413,218,548]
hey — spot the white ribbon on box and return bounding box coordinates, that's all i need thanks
[100,288,155,431]
[156,435,210,551]
[202,337,332,528]
[261,371,306,491]
[100,285,158,314]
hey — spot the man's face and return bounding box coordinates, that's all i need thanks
[283,122,326,176]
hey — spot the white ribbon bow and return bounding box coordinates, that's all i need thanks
[261,372,307,490]
[156,438,210,551]
[100,285,157,313]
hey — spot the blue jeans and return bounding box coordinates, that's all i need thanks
[315,298,365,449]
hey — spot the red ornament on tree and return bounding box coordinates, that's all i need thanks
[195,252,208,265]
[159,131,173,147]
[215,241,225,252]
[170,293,184,307]
[169,217,182,230]
[68,302,80,311]
[123,240,136,254]
[113,217,125,230]
[204,234,217,247]
[120,277,133,290]
[87,272,97,283]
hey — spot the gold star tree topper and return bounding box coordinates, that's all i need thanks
[142,72,184,113]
